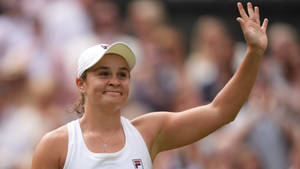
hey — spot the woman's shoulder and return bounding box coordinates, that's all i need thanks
[32,124,69,169]
[37,124,69,156]
[43,124,69,144]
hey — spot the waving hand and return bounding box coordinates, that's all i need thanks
[237,2,268,53]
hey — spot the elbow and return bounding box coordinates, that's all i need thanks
[223,106,242,124]
[225,111,239,124]
[210,102,240,125]
[219,111,238,126]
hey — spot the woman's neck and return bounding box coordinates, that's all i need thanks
[80,103,122,132]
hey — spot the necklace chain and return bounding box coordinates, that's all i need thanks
[98,126,120,152]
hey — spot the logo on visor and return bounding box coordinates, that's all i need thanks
[100,44,109,49]
[132,159,144,169]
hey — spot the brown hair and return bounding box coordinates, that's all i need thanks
[73,72,87,117]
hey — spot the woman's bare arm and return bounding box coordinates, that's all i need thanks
[133,2,269,160]
[31,126,68,169]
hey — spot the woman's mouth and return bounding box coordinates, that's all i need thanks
[103,91,123,96]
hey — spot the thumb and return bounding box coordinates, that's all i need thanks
[236,17,246,34]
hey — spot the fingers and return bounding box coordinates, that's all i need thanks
[237,2,265,26]
[261,18,269,33]
[247,2,254,18]
[236,17,245,25]
[237,2,248,19]
[236,17,245,31]
[237,2,256,20]
[254,6,260,25]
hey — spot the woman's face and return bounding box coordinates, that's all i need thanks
[79,54,130,109]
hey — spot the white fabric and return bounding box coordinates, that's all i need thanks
[63,117,152,169]
[77,42,136,77]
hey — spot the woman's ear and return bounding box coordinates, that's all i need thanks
[76,78,85,93]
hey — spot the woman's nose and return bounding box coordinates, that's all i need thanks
[108,76,121,86]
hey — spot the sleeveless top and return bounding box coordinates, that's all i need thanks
[63,117,152,169]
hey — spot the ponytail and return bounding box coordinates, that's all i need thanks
[72,72,87,117]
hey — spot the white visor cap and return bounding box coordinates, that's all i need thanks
[77,42,136,78]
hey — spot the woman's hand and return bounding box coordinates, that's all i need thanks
[237,2,268,54]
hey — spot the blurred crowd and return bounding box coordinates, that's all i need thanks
[0,0,299,169]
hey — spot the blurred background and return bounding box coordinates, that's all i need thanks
[0,0,300,169]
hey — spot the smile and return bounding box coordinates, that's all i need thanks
[103,91,123,96]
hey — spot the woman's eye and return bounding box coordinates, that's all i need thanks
[99,72,109,76]
[118,72,128,78]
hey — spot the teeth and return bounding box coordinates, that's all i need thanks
[104,91,122,95]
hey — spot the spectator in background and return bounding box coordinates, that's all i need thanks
[245,23,300,169]
[251,22,300,169]
[124,0,170,115]
[132,24,197,112]
[126,0,168,77]
[0,1,82,168]
[38,0,91,47]
[266,23,300,125]
[232,144,262,169]
[243,78,291,169]
[185,15,236,103]
[268,23,300,85]
[126,0,167,44]
[0,0,33,71]
[85,0,126,43]
[0,16,74,167]
[183,17,238,167]
[0,71,45,169]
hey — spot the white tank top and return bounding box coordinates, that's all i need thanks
[63,117,152,169]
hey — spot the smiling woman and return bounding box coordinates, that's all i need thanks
[73,43,135,117]
[31,2,269,169]
[77,54,130,109]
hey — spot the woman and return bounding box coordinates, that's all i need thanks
[31,2,268,169]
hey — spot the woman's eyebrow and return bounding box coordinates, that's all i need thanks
[119,67,130,72]
[90,66,129,72]
[90,66,109,71]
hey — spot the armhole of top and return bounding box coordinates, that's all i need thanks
[62,121,74,169]
[124,117,152,162]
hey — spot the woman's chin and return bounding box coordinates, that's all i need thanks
[101,98,127,108]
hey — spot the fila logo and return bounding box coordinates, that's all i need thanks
[100,44,109,49]
[132,159,144,169]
